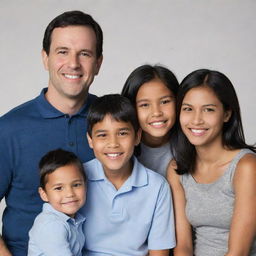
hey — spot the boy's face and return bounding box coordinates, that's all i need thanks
[39,164,86,218]
[87,115,141,175]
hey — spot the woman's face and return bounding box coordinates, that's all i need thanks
[179,86,231,149]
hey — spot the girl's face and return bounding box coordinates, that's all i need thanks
[136,78,176,146]
[179,86,231,149]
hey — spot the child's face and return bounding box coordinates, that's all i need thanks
[136,78,176,146]
[39,164,86,218]
[87,115,141,175]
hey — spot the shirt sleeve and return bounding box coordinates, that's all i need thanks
[29,219,73,256]
[0,123,13,200]
[148,180,176,250]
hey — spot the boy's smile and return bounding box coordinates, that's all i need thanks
[87,115,141,177]
[39,164,86,218]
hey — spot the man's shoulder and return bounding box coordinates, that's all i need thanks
[0,96,39,122]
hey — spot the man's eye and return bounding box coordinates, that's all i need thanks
[57,50,67,55]
[80,52,91,57]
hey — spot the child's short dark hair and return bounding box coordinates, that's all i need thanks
[87,94,139,137]
[39,149,86,189]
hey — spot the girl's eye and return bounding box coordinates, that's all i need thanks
[161,99,171,105]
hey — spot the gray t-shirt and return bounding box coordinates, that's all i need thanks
[138,142,173,177]
[180,149,256,256]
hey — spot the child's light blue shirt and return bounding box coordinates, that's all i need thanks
[81,157,176,256]
[28,203,86,256]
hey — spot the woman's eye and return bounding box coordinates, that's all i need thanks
[182,107,192,111]
[161,99,171,105]
[204,108,215,112]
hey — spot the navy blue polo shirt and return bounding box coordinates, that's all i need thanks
[0,89,96,256]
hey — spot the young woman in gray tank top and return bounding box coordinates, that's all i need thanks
[167,69,256,256]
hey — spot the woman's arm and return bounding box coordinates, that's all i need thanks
[226,153,256,256]
[167,161,193,256]
[148,249,169,256]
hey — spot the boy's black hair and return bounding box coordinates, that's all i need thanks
[87,94,139,137]
[39,148,86,189]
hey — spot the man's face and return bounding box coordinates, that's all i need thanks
[42,25,102,101]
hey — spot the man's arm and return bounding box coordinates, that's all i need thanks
[0,236,12,256]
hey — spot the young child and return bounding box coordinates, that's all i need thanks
[81,94,175,256]
[121,64,179,177]
[28,149,87,256]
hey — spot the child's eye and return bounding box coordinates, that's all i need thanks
[96,133,106,138]
[54,186,63,191]
[118,131,128,136]
[160,99,171,105]
[73,182,83,188]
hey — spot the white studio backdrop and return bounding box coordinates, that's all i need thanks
[1,0,255,229]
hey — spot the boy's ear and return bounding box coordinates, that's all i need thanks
[38,187,49,202]
[86,132,93,149]
[135,128,142,146]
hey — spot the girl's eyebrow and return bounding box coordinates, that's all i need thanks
[136,95,174,103]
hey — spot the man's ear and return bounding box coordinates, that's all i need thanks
[95,55,103,75]
[38,187,49,202]
[224,110,232,122]
[135,128,142,146]
[41,49,49,71]
[87,132,93,149]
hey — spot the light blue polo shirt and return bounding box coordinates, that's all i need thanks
[28,203,86,256]
[81,157,176,256]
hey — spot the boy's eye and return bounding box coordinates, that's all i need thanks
[53,186,63,191]
[96,133,106,138]
[118,131,128,136]
[73,182,83,188]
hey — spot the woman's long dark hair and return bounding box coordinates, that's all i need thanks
[174,69,256,175]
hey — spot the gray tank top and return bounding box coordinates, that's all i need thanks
[180,149,256,256]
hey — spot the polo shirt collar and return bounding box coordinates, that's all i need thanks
[36,88,93,118]
[43,203,85,224]
[86,157,148,188]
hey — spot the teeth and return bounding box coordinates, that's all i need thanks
[106,153,121,157]
[64,74,81,79]
[151,121,165,126]
[191,129,205,134]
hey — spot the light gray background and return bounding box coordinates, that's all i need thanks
[1,0,255,229]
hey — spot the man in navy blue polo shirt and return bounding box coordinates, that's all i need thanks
[0,10,103,256]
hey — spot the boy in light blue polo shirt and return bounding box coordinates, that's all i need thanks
[28,149,87,256]
[81,94,176,256]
